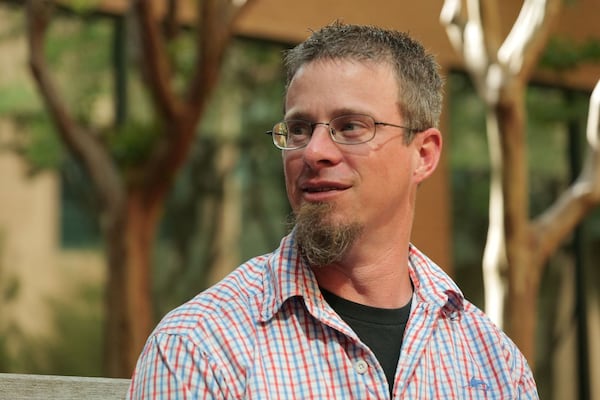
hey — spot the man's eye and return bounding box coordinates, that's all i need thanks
[337,117,369,132]
[339,122,361,131]
[287,122,309,135]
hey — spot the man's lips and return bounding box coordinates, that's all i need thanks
[300,182,351,193]
[304,187,343,192]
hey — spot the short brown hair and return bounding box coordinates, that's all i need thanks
[284,22,444,141]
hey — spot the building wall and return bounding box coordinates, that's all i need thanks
[0,119,60,350]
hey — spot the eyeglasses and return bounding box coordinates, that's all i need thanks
[265,114,417,150]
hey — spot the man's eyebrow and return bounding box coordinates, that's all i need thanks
[284,108,368,121]
[283,112,312,121]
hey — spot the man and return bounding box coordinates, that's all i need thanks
[128,23,538,399]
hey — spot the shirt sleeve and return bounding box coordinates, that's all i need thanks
[127,332,227,400]
[511,346,539,399]
[516,366,539,399]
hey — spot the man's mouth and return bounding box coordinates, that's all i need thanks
[304,187,342,193]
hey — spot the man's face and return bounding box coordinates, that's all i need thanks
[283,59,439,250]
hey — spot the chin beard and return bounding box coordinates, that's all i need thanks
[292,202,363,267]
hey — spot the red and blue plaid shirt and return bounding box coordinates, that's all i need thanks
[128,233,538,399]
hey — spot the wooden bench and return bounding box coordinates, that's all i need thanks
[0,373,130,400]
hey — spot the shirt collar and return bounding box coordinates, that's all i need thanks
[259,233,465,321]
[407,244,465,316]
[260,231,323,322]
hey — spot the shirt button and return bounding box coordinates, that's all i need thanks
[354,359,368,374]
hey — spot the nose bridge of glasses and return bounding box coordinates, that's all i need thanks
[311,122,336,138]
[302,122,339,150]
[303,123,344,156]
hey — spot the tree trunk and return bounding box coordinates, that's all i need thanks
[103,189,162,377]
[482,108,508,327]
[505,253,540,364]
[25,0,255,377]
[441,0,566,368]
[498,84,544,363]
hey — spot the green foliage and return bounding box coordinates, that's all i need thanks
[527,85,589,123]
[167,34,197,93]
[447,72,591,307]
[447,73,488,170]
[0,7,113,173]
[41,283,104,376]
[45,17,112,125]
[107,120,162,169]
[20,114,65,173]
[0,282,103,376]
[540,36,600,71]
[0,83,41,115]
[154,38,289,312]
[0,112,64,174]
[45,15,109,68]
[63,0,103,14]
[525,88,573,178]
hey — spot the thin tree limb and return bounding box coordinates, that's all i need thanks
[440,0,466,54]
[441,0,504,103]
[186,0,255,118]
[473,0,501,66]
[134,0,183,120]
[26,0,124,212]
[497,0,561,80]
[163,0,179,40]
[127,0,255,203]
[443,0,490,80]
[532,80,600,266]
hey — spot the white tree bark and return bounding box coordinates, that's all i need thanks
[439,0,600,364]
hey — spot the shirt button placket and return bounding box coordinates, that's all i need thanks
[354,359,369,375]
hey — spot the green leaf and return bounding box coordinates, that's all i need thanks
[0,84,42,114]
[107,120,163,168]
[540,36,600,71]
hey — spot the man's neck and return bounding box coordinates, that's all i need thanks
[312,247,413,309]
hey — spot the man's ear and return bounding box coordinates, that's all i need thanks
[413,128,442,184]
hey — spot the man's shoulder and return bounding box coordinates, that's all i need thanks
[153,253,271,338]
[409,245,526,360]
[460,300,526,360]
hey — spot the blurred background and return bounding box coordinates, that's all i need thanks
[0,0,599,398]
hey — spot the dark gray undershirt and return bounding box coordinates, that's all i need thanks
[321,288,412,397]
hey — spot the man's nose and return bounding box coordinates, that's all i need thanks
[302,124,343,167]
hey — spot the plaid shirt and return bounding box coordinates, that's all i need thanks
[128,233,538,399]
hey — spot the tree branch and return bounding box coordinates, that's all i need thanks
[440,0,502,102]
[126,0,252,201]
[26,0,124,212]
[532,80,600,265]
[440,0,467,58]
[497,0,561,80]
[440,0,465,46]
[163,0,179,40]
[134,0,183,120]
[475,0,502,65]
[186,0,255,120]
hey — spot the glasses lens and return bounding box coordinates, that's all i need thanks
[272,120,312,149]
[271,122,288,148]
[330,115,375,144]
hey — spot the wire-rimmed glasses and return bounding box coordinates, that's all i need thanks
[265,114,416,150]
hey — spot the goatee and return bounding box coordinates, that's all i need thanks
[293,202,363,267]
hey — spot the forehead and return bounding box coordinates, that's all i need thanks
[284,59,400,118]
[288,57,396,85]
